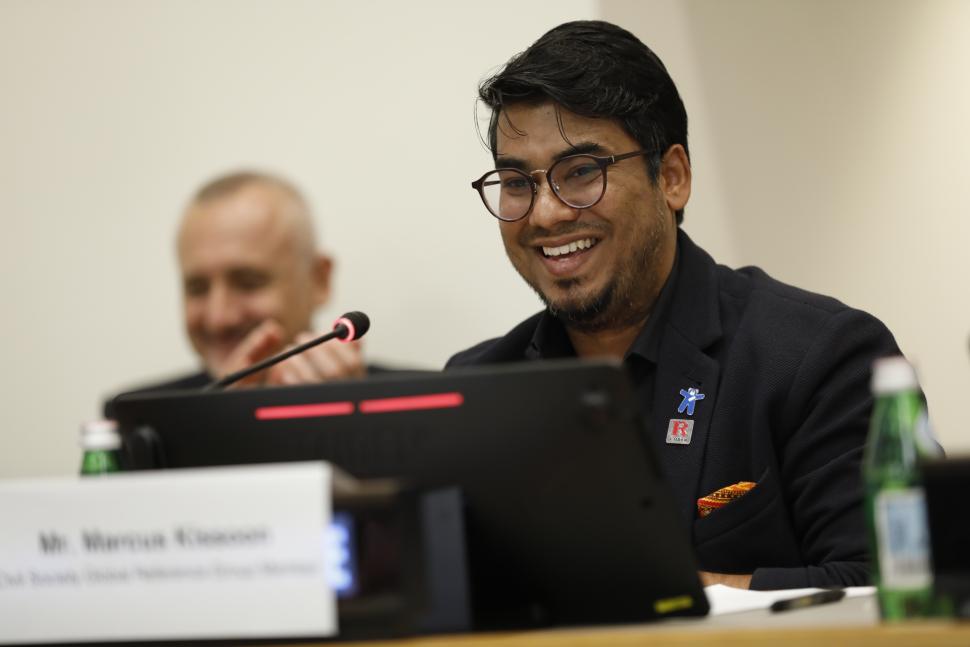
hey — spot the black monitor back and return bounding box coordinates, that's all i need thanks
[111,360,708,627]
[923,456,970,617]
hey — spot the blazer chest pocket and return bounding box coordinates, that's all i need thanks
[692,466,801,573]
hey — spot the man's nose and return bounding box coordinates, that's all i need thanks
[527,176,581,230]
[203,285,244,332]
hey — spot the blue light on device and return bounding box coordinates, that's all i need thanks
[328,512,357,598]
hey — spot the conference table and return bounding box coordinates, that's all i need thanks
[288,594,970,647]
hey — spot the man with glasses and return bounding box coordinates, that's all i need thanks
[450,21,907,590]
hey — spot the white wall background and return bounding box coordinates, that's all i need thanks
[2,0,967,477]
[0,0,597,477]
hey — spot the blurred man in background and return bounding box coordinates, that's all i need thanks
[107,170,365,410]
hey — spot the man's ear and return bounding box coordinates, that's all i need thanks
[310,253,333,307]
[660,144,691,214]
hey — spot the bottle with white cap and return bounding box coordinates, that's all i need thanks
[79,419,122,476]
[863,356,939,620]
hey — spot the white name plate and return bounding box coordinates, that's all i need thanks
[0,462,335,644]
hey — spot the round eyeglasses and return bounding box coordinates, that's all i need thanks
[470,149,654,222]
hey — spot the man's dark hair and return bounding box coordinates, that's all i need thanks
[479,20,689,224]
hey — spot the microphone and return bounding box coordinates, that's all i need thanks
[205,311,370,391]
[332,310,370,343]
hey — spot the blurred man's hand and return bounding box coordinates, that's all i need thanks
[266,332,366,385]
[218,320,366,387]
[216,320,287,387]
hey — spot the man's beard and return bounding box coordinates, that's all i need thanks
[531,241,656,334]
[514,193,672,335]
[540,278,616,333]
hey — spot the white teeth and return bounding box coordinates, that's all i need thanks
[542,238,596,257]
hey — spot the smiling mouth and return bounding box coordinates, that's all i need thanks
[201,330,252,356]
[539,237,599,258]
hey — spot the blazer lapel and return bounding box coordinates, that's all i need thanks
[649,230,724,529]
[652,329,720,528]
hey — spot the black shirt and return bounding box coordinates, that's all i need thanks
[522,251,681,436]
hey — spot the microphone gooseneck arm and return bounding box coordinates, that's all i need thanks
[204,311,369,391]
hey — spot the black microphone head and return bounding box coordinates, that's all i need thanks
[332,311,370,342]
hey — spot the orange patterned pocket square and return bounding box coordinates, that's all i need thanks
[697,481,757,518]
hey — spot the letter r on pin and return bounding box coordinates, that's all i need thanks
[666,419,694,445]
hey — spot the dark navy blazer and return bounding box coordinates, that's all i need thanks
[447,230,901,590]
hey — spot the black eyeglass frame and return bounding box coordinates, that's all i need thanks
[470,149,656,222]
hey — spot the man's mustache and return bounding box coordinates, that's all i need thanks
[518,221,610,247]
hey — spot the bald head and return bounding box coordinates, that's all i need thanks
[177,172,332,375]
[180,172,318,261]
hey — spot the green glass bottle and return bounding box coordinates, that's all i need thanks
[863,357,938,620]
[79,419,122,476]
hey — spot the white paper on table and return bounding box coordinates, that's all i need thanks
[705,584,877,615]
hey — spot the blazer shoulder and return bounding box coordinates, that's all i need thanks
[726,264,867,318]
[715,263,899,366]
[446,337,506,368]
[446,311,546,368]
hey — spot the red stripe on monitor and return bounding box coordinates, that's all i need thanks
[359,392,464,414]
[255,402,355,420]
